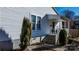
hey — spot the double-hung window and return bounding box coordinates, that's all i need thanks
[37,16,41,30]
[31,15,36,30]
[31,15,41,30]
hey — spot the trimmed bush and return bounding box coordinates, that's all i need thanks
[20,17,32,50]
[68,39,73,44]
[59,29,67,46]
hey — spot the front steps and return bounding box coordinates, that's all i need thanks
[42,35,56,45]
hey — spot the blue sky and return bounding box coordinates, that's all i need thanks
[55,7,79,16]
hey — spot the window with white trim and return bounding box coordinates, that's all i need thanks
[37,16,41,30]
[31,15,36,30]
[31,15,41,30]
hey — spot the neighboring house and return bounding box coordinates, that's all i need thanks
[74,16,79,29]
[70,20,79,29]
[73,18,79,29]
[74,21,79,29]
[70,16,79,29]
[0,7,69,50]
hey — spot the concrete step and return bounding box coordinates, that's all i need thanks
[42,35,56,44]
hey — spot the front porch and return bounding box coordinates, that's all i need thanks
[28,15,70,51]
[31,15,70,45]
[48,17,67,45]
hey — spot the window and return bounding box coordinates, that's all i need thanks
[76,25,79,29]
[37,16,41,30]
[31,15,36,30]
[31,15,41,30]
[75,21,79,25]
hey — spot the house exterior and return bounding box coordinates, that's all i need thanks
[69,20,79,29]
[0,7,69,50]
[73,20,79,29]
[70,16,79,29]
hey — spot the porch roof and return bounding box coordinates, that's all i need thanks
[48,19,64,24]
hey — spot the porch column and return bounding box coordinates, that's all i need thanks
[40,36,42,43]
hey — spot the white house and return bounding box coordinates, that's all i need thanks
[0,7,67,50]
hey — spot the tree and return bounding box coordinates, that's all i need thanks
[62,10,75,20]
[59,29,67,46]
[20,17,32,50]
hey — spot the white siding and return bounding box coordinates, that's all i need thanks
[41,15,62,34]
[41,15,50,34]
[0,7,56,41]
